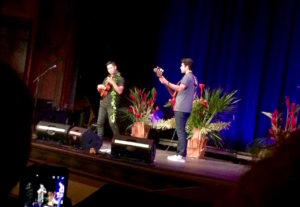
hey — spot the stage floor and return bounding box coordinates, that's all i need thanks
[100,139,249,182]
[29,137,251,205]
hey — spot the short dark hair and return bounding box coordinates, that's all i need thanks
[181,58,193,70]
[106,61,117,67]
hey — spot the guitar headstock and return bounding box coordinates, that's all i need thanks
[153,66,164,78]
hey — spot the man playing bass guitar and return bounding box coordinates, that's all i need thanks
[156,58,198,163]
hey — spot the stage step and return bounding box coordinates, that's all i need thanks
[158,138,178,148]
[205,146,254,164]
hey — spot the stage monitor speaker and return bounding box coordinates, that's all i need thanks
[68,126,103,152]
[35,121,71,144]
[111,135,156,163]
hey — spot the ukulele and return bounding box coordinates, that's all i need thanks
[153,66,177,109]
[97,78,111,97]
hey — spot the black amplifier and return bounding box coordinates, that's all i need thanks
[35,121,71,144]
[111,135,156,163]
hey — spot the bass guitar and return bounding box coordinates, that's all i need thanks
[153,66,177,109]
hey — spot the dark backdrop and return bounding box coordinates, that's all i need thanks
[75,0,300,151]
[75,1,166,112]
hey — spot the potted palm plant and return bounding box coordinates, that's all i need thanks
[155,84,240,158]
[186,84,240,158]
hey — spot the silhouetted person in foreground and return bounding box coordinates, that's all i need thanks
[0,63,33,204]
[215,129,300,207]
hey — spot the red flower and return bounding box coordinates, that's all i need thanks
[285,96,290,110]
[153,91,157,98]
[291,103,295,114]
[199,83,205,98]
[271,118,277,127]
[200,98,208,109]
[290,116,296,129]
[130,94,136,102]
[269,129,274,136]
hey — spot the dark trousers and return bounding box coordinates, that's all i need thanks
[97,104,119,137]
[174,111,190,157]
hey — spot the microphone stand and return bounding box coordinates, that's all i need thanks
[32,66,56,130]
[32,66,56,110]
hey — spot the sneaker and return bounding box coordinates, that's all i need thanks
[167,155,186,163]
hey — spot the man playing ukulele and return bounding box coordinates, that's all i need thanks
[96,61,125,139]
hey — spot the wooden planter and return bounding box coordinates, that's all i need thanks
[131,122,151,138]
[187,128,208,159]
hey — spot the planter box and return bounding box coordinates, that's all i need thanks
[131,122,151,138]
[187,129,208,159]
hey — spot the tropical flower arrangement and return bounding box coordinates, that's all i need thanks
[186,84,240,147]
[264,97,300,141]
[125,87,159,126]
[155,84,240,147]
[252,96,300,158]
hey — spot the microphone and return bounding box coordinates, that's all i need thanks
[32,64,57,83]
[48,64,57,70]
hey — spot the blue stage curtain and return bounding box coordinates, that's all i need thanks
[154,0,300,150]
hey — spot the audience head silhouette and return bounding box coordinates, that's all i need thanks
[215,129,300,207]
[1,63,33,198]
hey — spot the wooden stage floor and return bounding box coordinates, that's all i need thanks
[29,137,250,206]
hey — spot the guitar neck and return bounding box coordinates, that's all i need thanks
[153,67,177,97]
